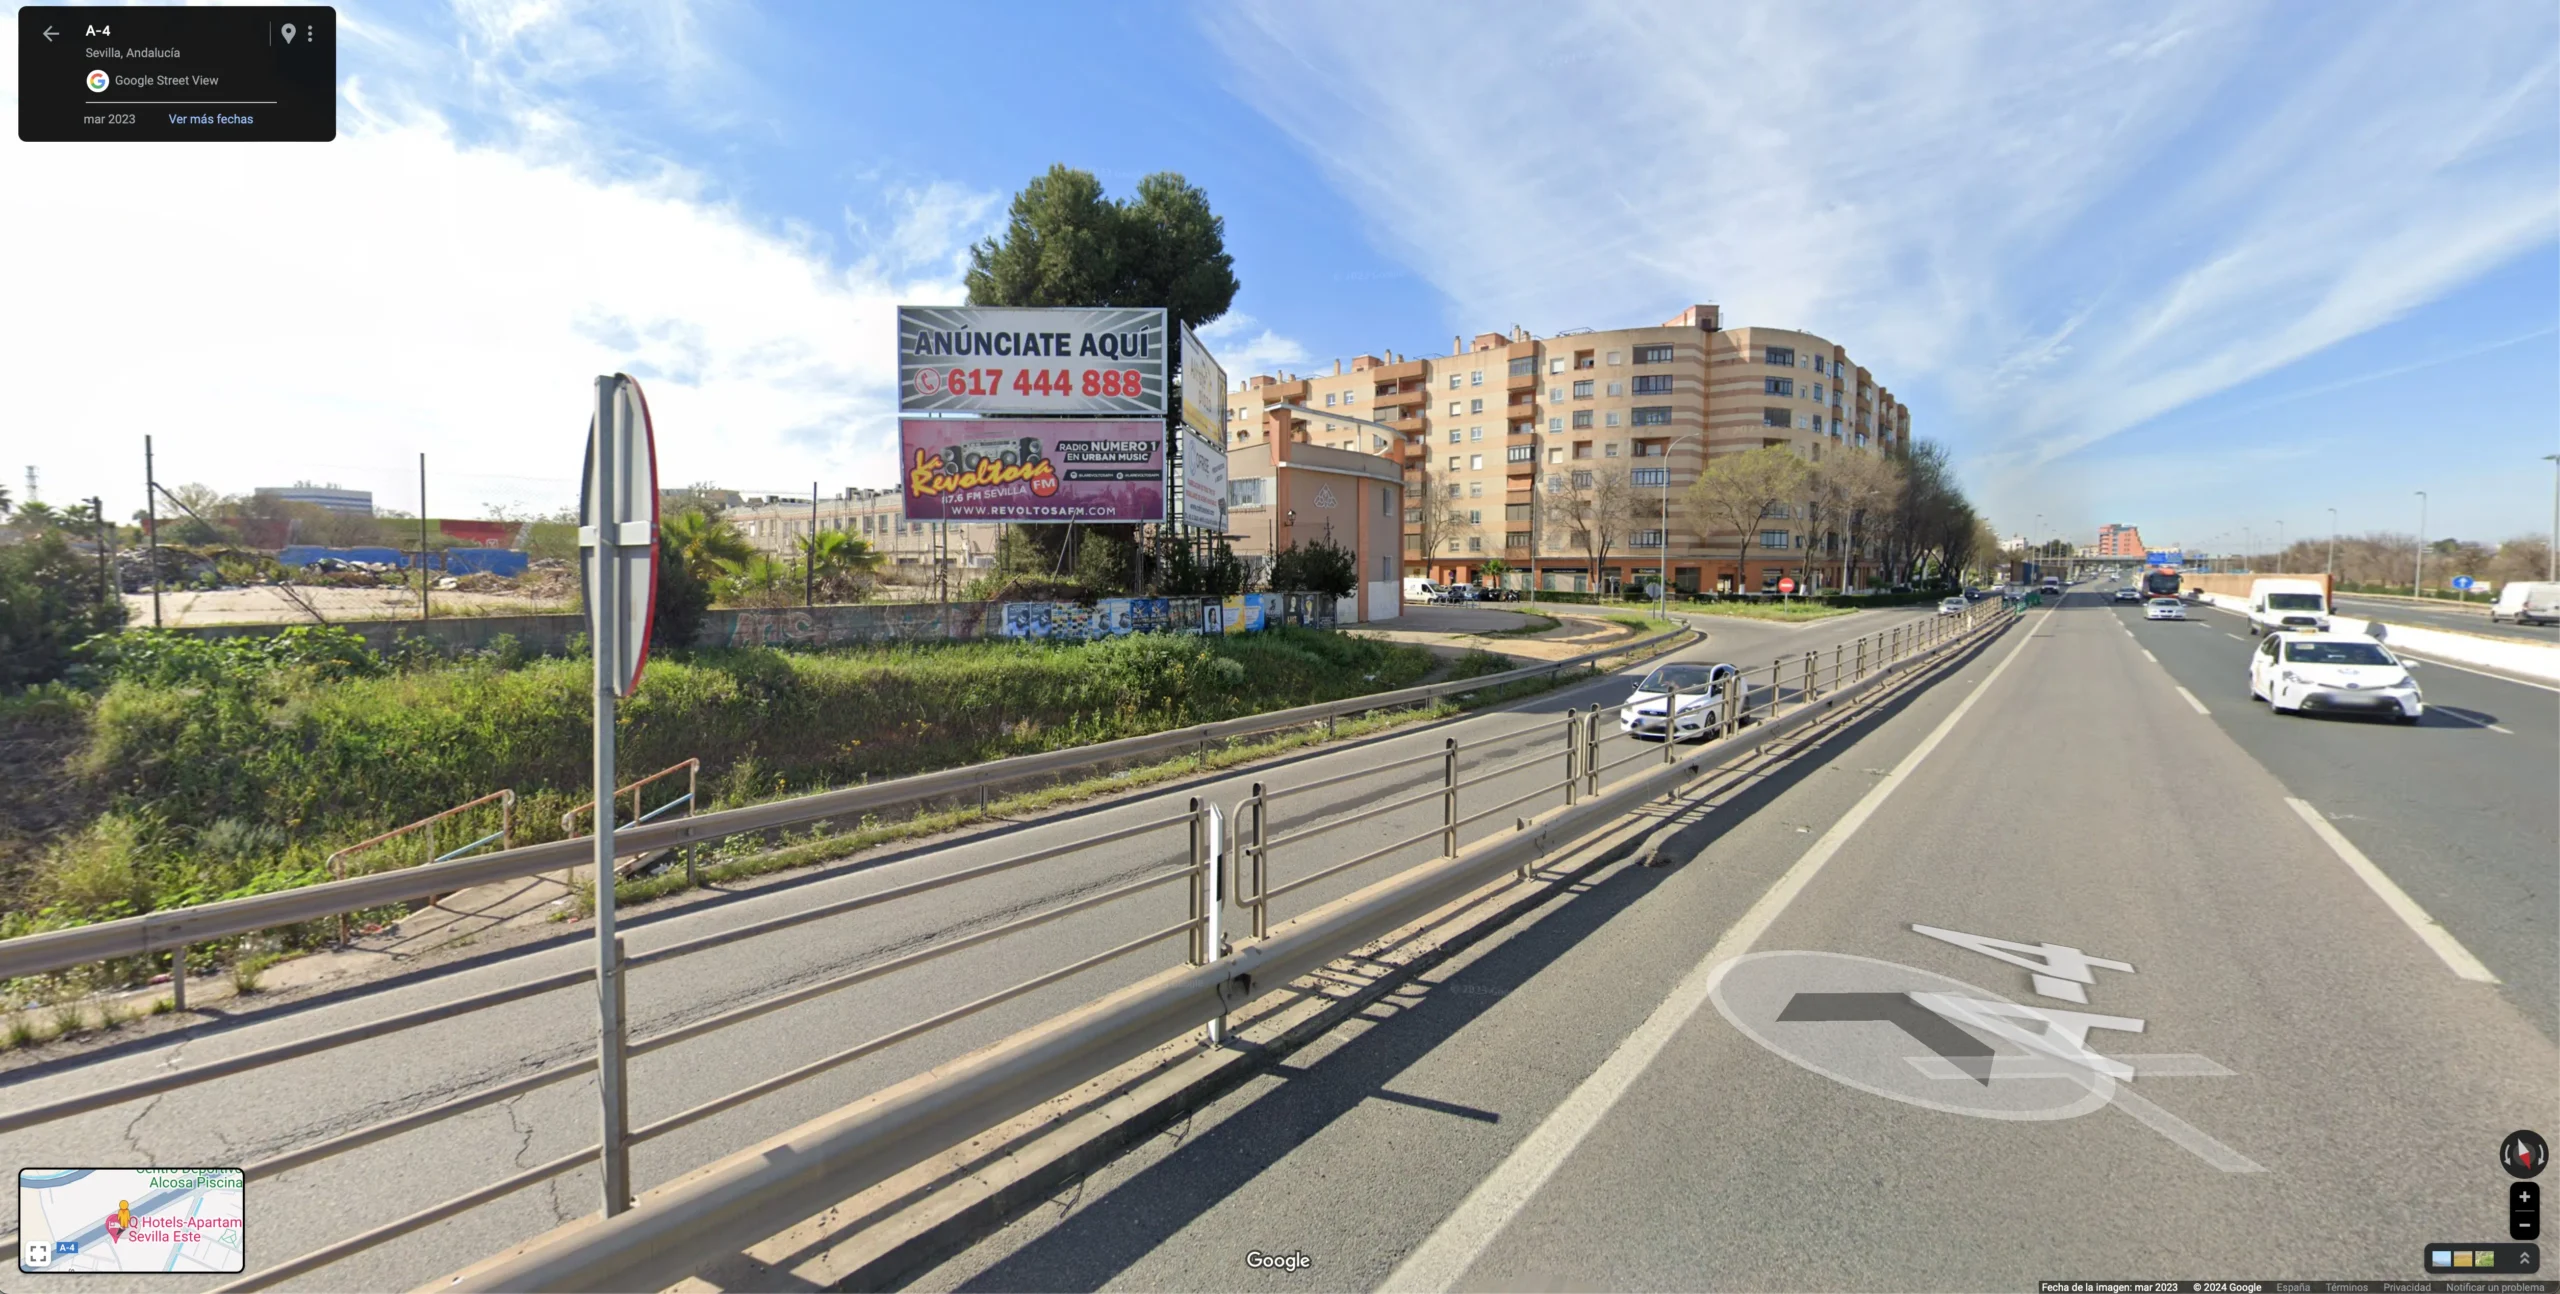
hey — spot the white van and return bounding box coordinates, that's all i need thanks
[1402,577,1442,604]
[2491,581,2560,626]
[2247,577,2332,636]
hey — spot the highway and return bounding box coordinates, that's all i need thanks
[914,588,2558,1291]
[2331,592,2560,644]
[0,604,1943,1292]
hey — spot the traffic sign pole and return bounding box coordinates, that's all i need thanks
[587,375,630,1218]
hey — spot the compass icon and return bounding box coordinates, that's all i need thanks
[2507,1130,2548,1180]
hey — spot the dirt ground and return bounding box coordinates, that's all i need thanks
[122,586,570,626]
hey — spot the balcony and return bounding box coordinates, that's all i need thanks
[1400,440,1426,463]
[1389,415,1426,435]
[1375,386,1427,413]
[1374,358,1428,386]
[1505,370,1538,392]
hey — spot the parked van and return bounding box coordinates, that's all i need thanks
[2491,581,2560,626]
[2247,577,2332,636]
[1402,577,1442,604]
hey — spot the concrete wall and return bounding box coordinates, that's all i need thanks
[2184,572,2334,602]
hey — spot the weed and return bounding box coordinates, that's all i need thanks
[4,1016,32,1049]
[231,954,278,995]
[49,1001,83,1037]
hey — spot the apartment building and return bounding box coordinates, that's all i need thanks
[1224,304,1909,594]
[2096,523,2146,558]
[725,489,1000,573]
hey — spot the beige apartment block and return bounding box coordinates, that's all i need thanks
[725,489,1001,575]
[1224,304,1909,595]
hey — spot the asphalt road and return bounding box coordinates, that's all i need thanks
[913,589,2558,1292]
[2331,593,2560,644]
[0,605,1939,1292]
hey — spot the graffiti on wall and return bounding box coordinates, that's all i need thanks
[999,593,1315,640]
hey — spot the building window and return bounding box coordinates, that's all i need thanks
[1469,483,1484,499]
[1632,467,1669,487]
[1509,357,1536,377]
[1550,417,1564,432]
[1765,377,1794,396]
[1549,359,1566,375]
[1325,392,1336,407]
[1550,386,1565,402]
[1447,483,1462,498]
[1765,346,1795,367]
[1344,390,1358,402]
[1607,380,1624,397]
[1572,379,1594,399]
[1632,374,1673,395]
[1405,507,1422,523]
[1813,356,1828,375]
[1811,384,1825,403]
[1469,454,1484,469]
[1546,474,1566,492]
[1759,530,1790,548]
[1506,530,1531,547]
[1471,370,1484,386]
[1230,478,1265,506]
[1606,351,1621,365]
[1449,375,1462,390]
[1508,444,1536,462]
[1573,441,1594,459]
[1762,502,1792,518]
[1470,426,1484,441]
[1634,344,1674,364]
[1449,455,1462,470]
[1449,401,1463,416]
[1763,408,1791,428]
[1857,432,1870,447]
[1467,508,1483,524]
[1547,447,1563,463]
[1605,411,1621,427]
[1572,470,1594,489]
[1633,530,1665,548]
[1605,442,1621,457]
[1572,409,1594,428]
[1470,398,1484,413]
[1632,407,1672,426]
[1449,430,1462,444]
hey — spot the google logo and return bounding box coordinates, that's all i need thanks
[86,69,110,94]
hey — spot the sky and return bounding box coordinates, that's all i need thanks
[6,0,2556,554]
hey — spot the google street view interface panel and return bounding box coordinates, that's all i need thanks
[8,1,2560,1291]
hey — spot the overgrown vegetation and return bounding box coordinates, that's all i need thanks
[3,623,1437,945]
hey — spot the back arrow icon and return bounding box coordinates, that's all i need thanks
[42,25,59,41]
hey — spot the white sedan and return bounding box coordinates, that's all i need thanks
[1620,662,1748,741]
[2144,597,2186,620]
[2247,632,2423,723]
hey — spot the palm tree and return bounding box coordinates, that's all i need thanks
[13,500,61,528]
[0,483,12,517]
[659,508,755,571]
[801,530,884,601]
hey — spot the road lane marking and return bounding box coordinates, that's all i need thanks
[2283,797,2498,983]
[1907,1053,2235,1080]
[1382,612,2049,1293]
[2224,633,2246,641]
[2141,649,2156,662]
[2398,652,2560,694]
[2174,686,2210,714]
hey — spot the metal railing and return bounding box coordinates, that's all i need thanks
[325,790,515,946]
[562,758,701,883]
[0,625,1690,990]
[441,601,2019,1293]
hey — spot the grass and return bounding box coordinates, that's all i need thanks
[1469,614,1562,638]
[230,953,278,995]
[1657,601,1854,622]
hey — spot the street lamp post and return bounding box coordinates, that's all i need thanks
[1658,432,1701,618]
[2275,520,2285,571]
[2413,491,2428,599]
[2326,508,2337,579]
[2544,455,2559,581]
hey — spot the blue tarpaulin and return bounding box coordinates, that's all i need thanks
[276,546,529,577]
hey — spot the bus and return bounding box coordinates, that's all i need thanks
[2142,565,2182,599]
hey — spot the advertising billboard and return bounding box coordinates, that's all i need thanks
[1179,429,1228,531]
[898,306,1168,415]
[1176,322,1227,439]
[900,418,1166,522]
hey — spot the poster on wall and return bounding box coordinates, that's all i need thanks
[901,418,1167,523]
[898,306,1168,416]
[1179,429,1228,531]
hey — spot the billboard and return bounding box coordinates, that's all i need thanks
[1177,322,1227,439]
[1180,429,1228,531]
[2145,550,2181,567]
[900,418,1166,522]
[898,306,1168,415]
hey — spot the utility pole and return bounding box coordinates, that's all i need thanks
[143,436,162,628]
[420,453,431,620]
[90,496,110,603]
[2413,491,2428,599]
[2326,507,2337,579]
[2275,519,2285,570]
[2544,455,2559,581]
[806,481,817,608]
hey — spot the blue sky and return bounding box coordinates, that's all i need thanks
[8,0,2556,552]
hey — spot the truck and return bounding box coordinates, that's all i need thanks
[2246,577,2333,636]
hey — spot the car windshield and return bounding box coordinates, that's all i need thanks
[2266,593,2324,611]
[2285,640,2393,666]
[1637,664,1720,692]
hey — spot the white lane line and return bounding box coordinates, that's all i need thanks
[2141,649,2157,663]
[2108,1085,2267,1173]
[2398,652,2560,694]
[2174,686,2210,714]
[2223,633,2246,641]
[2283,797,2499,983]
[1381,613,2049,1294]
[2491,724,2517,734]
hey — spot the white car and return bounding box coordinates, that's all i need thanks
[2247,632,2423,723]
[2145,597,2185,620]
[1937,597,1966,616]
[1620,662,1748,741]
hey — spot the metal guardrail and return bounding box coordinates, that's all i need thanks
[0,624,1690,988]
[562,758,701,883]
[440,602,2016,1293]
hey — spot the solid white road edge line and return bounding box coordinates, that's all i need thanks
[2174,686,2211,715]
[1378,612,2048,1294]
[2142,649,2157,663]
[2283,797,2499,983]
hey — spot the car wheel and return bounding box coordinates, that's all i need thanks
[2395,712,2421,725]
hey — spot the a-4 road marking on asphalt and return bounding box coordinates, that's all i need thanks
[2283,797,2499,983]
[1379,614,2050,1294]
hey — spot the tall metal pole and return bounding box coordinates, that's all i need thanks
[144,435,162,628]
[588,377,630,1217]
[419,453,430,620]
[2326,508,2337,579]
[2544,455,2559,581]
[2275,519,2285,571]
[806,481,817,608]
[2413,491,2427,599]
[90,496,110,603]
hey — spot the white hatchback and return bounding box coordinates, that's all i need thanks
[1620,662,1748,741]
[2247,632,2423,723]
[2145,597,2185,621]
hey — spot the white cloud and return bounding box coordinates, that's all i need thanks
[1203,0,2560,528]
[1198,313,1313,382]
[5,4,971,518]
